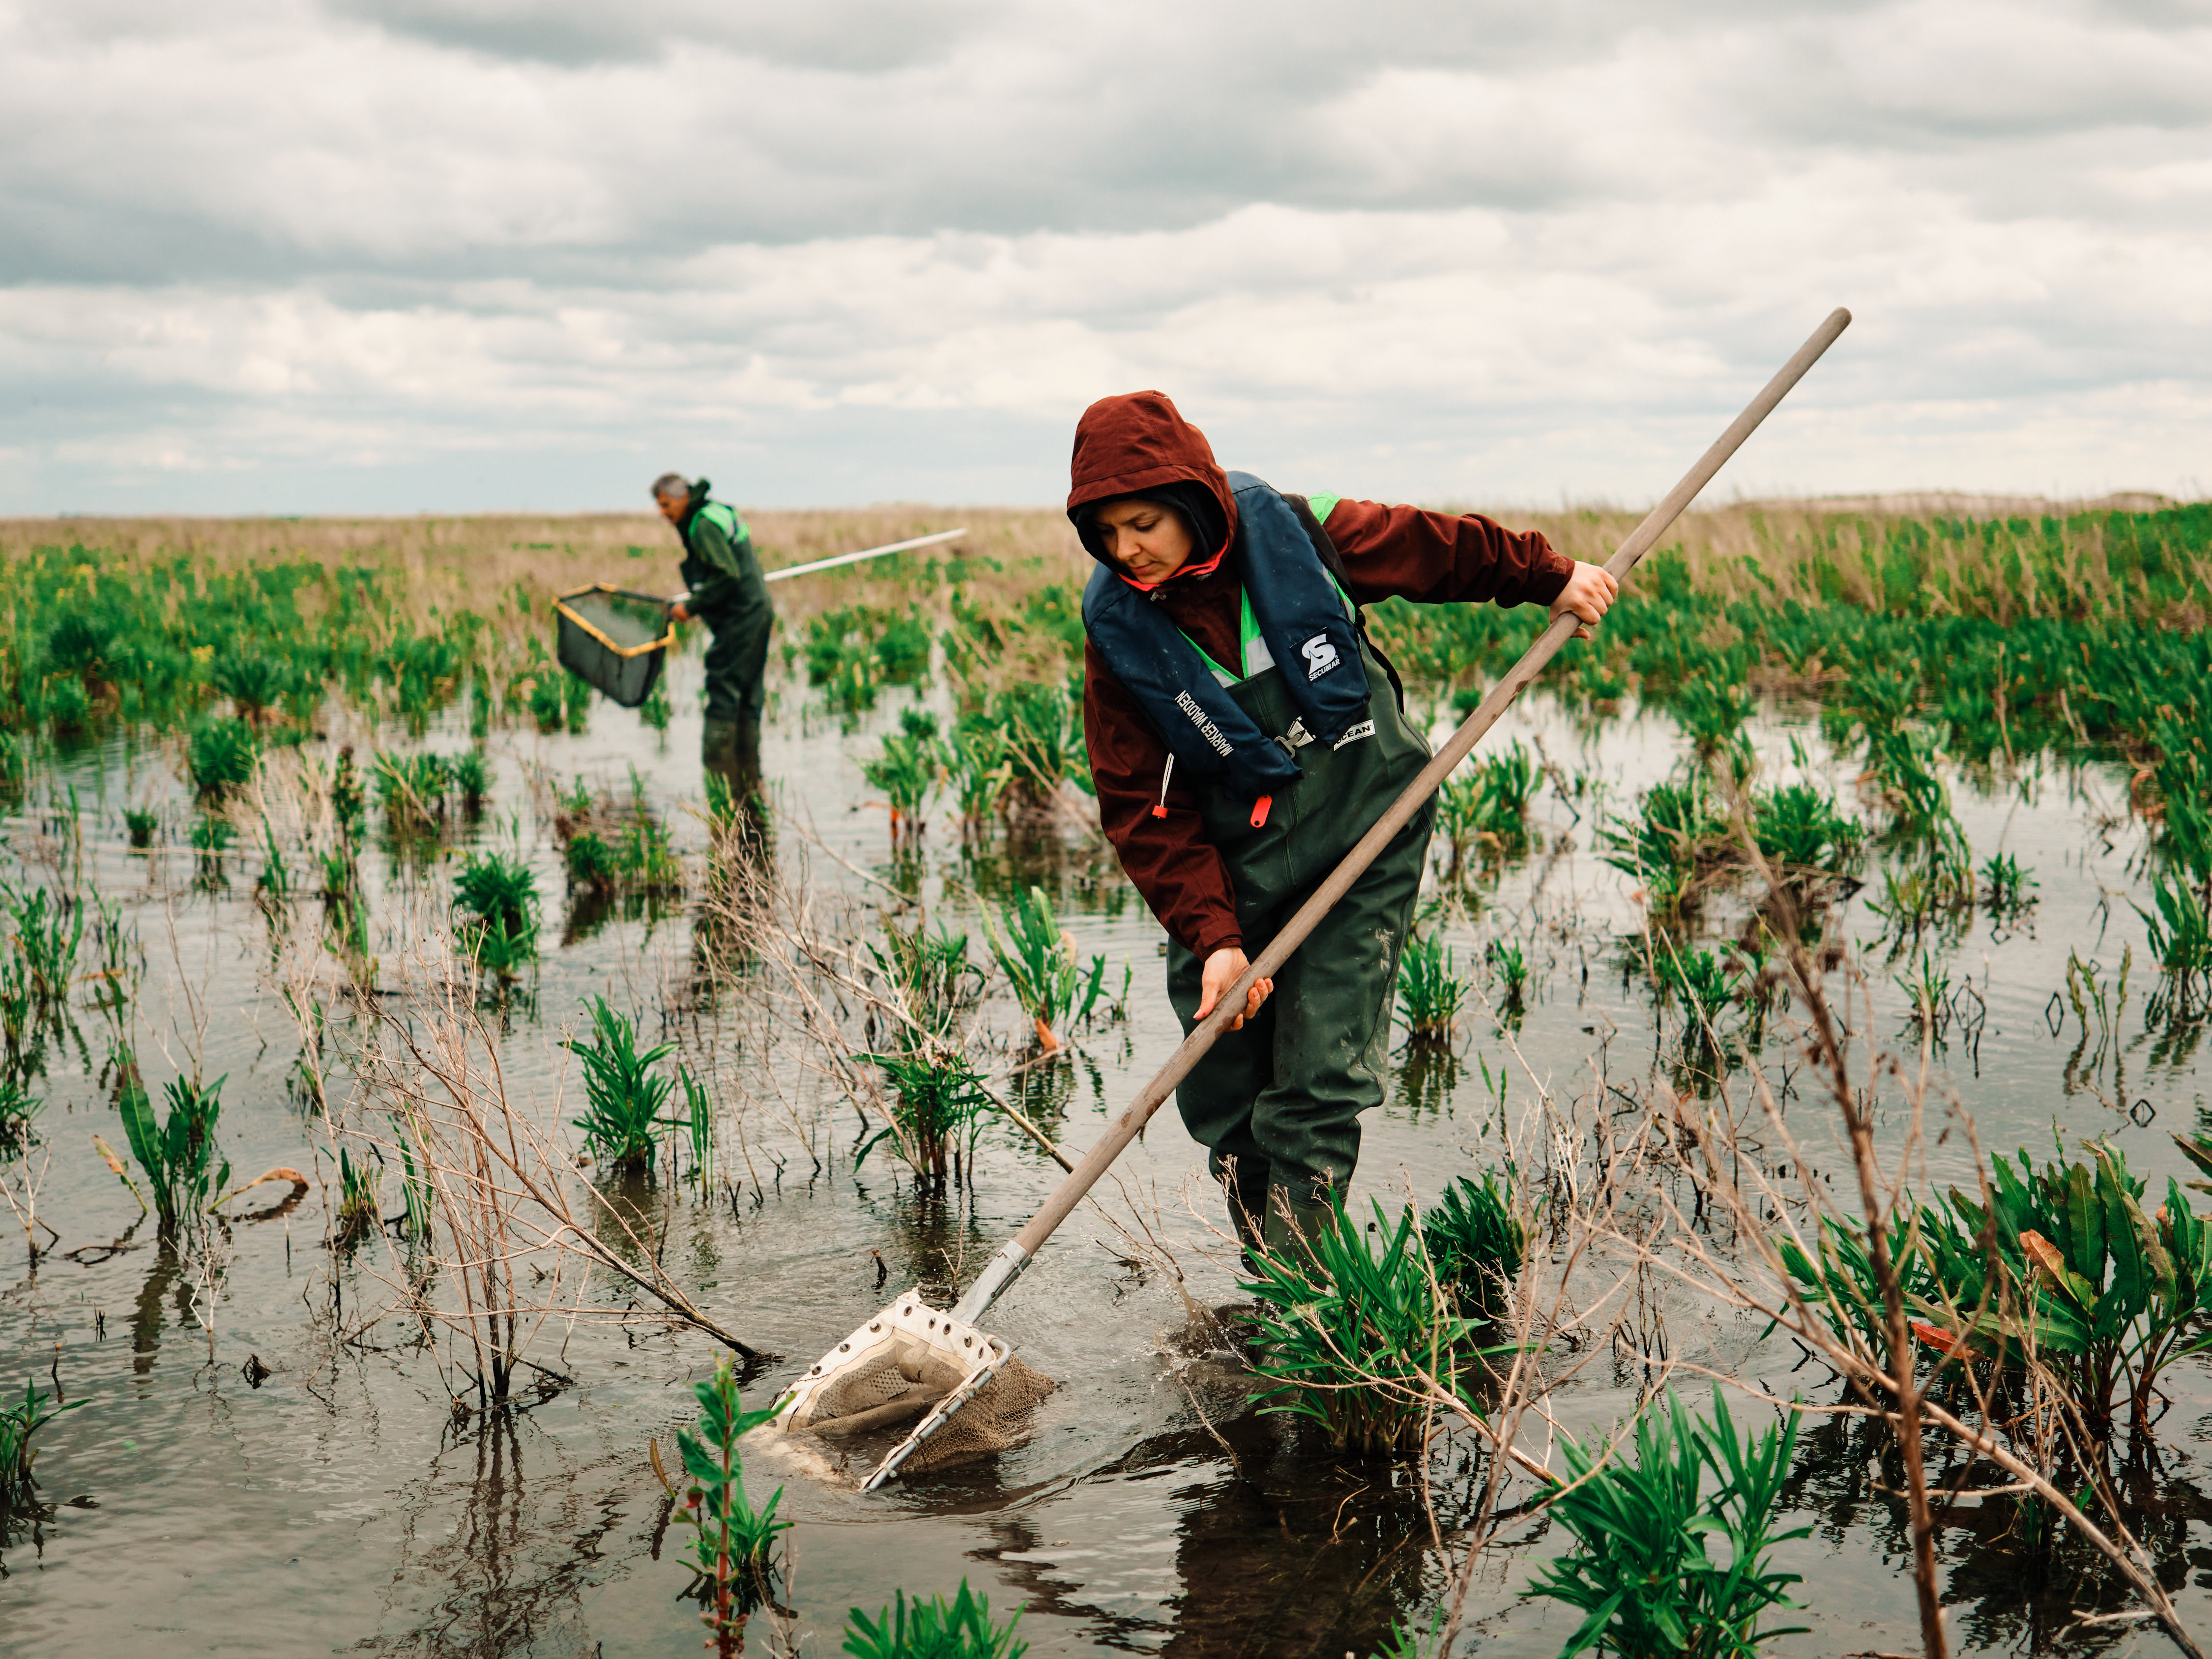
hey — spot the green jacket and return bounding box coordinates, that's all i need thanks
[678,494,771,627]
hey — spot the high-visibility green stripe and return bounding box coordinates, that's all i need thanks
[1308,493,1342,524]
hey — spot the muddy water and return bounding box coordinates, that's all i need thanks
[2,646,2207,1657]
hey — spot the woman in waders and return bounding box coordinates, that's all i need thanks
[1071,392,1617,1258]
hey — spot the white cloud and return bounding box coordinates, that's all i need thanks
[0,0,2207,511]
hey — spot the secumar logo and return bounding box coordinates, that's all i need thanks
[1300,633,1341,681]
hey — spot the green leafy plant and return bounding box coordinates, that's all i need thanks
[843,1581,1027,1659]
[566,997,675,1172]
[649,1356,791,1655]
[869,917,983,1043]
[1435,741,1540,876]
[861,725,942,841]
[1752,784,1861,874]
[1603,781,1722,912]
[1396,930,1466,1048]
[124,806,159,849]
[566,831,616,888]
[1672,676,1756,770]
[453,750,489,815]
[992,680,1088,814]
[374,750,453,827]
[187,716,259,797]
[639,681,672,731]
[1422,1171,1526,1324]
[1243,1194,1482,1455]
[1,1377,87,1511]
[861,1045,995,1192]
[1931,1139,2212,1434]
[115,1056,229,1233]
[0,1078,40,1157]
[947,715,1009,836]
[1980,851,2038,918]
[981,885,1106,1051]
[1488,938,1529,1019]
[2138,869,2212,1016]
[335,1146,381,1244]
[1655,946,1743,1039]
[1522,1387,1808,1659]
[455,851,538,980]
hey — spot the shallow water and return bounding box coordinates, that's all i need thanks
[1,644,2206,1658]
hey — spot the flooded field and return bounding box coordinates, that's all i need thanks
[2,503,2210,1656]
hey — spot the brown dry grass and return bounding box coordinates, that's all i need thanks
[4,490,2199,632]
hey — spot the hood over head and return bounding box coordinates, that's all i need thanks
[1065,392,1236,579]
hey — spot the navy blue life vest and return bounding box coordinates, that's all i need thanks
[1083,473,1370,801]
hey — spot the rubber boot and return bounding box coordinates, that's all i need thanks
[1210,1151,1271,1275]
[701,717,745,803]
[1260,1186,1339,1279]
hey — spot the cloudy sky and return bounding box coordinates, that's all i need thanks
[2,0,2208,513]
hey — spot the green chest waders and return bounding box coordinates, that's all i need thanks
[1164,633,1435,1249]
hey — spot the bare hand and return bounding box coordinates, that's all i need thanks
[1196,946,1272,1030]
[1549,561,1619,640]
[669,601,691,623]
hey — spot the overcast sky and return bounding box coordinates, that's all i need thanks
[2,0,2208,513]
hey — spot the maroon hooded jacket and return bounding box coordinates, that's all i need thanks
[1071,391,1575,959]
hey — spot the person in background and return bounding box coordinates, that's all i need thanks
[653,473,774,816]
[1069,392,1617,1260]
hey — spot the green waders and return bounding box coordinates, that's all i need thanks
[1165,636,1434,1260]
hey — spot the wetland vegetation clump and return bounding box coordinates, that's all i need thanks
[114,1058,228,1234]
[565,997,676,1174]
[860,1046,994,1192]
[861,709,945,843]
[1433,740,1539,879]
[0,1078,39,1156]
[453,850,539,977]
[843,1581,1028,1659]
[1420,1171,1525,1324]
[186,716,258,798]
[1395,930,1467,1048]
[1243,1194,1481,1455]
[981,885,1107,1052]
[649,1356,791,1654]
[1522,1388,1807,1659]
[0,1377,86,1514]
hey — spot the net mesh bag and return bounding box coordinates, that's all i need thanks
[778,1297,1056,1479]
[898,1353,1054,1474]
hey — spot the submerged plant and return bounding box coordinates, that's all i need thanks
[649,1356,791,1654]
[844,1582,1027,1659]
[861,722,942,842]
[1980,851,2038,919]
[566,997,676,1172]
[981,885,1106,1051]
[0,1377,87,1512]
[869,917,983,1043]
[1395,930,1466,1048]
[1435,741,1540,876]
[1244,1194,1482,1455]
[1522,1387,1808,1659]
[124,806,159,849]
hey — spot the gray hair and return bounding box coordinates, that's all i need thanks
[650,472,692,503]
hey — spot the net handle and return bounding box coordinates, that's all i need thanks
[1001,307,1853,1267]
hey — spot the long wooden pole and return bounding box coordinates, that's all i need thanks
[949,308,1853,1323]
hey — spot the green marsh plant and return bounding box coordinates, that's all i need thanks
[1243,1194,1483,1455]
[1522,1387,1808,1659]
[1,1377,87,1514]
[860,1045,995,1193]
[1421,1171,1526,1325]
[981,885,1106,1052]
[843,1582,1027,1659]
[115,1055,229,1234]
[1395,930,1466,1048]
[454,851,539,979]
[648,1356,791,1655]
[187,716,259,798]
[566,997,676,1173]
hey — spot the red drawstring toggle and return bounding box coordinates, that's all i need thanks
[1150,803,1168,819]
[1250,795,1272,828]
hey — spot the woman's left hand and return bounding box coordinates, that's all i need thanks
[1549,562,1620,640]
